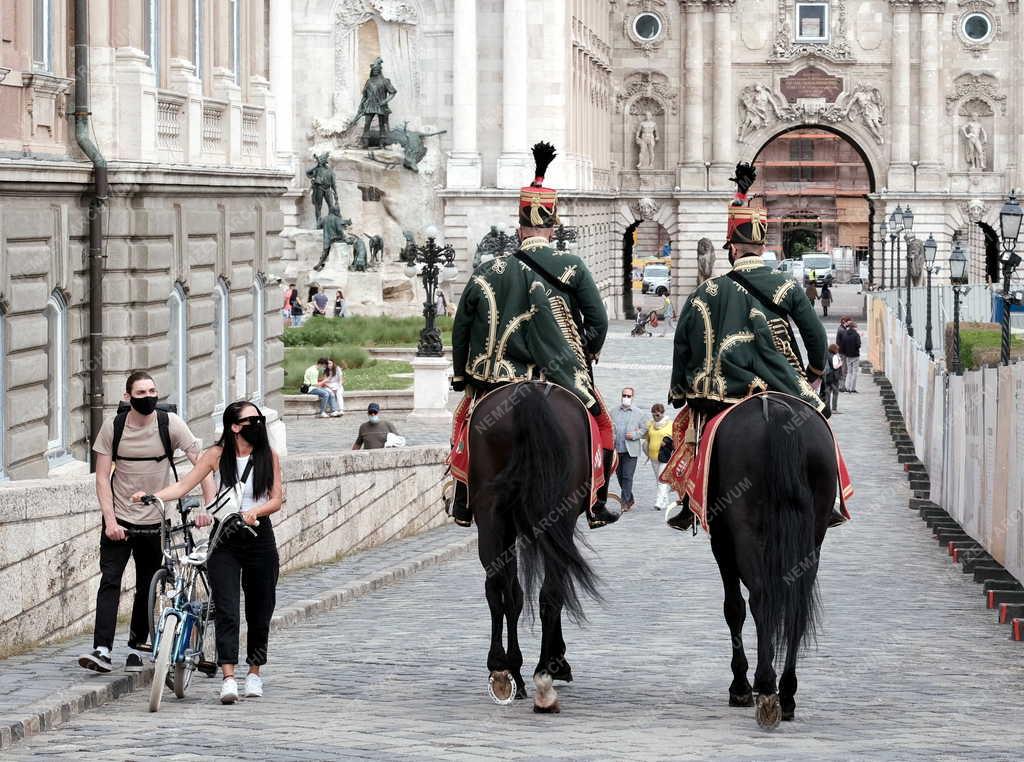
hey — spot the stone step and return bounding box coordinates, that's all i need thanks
[935,528,971,545]
[950,544,986,563]
[973,565,1018,584]
[909,478,931,493]
[986,589,1024,610]
[898,453,920,464]
[911,497,942,511]
[998,602,1024,624]
[961,555,999,573]
[983,579,1024,594]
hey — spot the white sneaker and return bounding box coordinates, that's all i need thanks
[329,411,343,417]
[244,673,264,698]
[220,677,239,704]
[318,412,330,419]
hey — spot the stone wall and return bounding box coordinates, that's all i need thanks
[0,446,448,657]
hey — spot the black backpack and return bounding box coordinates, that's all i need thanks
[111,402,179,480]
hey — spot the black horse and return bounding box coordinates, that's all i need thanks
[705,393,837,729]
[468,381,601,713]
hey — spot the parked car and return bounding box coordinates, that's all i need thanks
[801,253,835,286]
[777,258,805,283]
[641,263,671,296]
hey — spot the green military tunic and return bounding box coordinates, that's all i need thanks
[452,255,597,409]
[670,258,824,413]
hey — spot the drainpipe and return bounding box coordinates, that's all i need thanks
[73,0,108,472]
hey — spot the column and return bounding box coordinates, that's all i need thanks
[710,0,734,185]
[917,0,944,188]
[448,0,481,187]
[888,1,912,189]
[269,0,293,164]
[680,0,705,189]
[496,0,530,189]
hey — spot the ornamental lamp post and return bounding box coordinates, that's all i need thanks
[998,192,1023,365]
[879,220,888,289]
[903,206,915,338]
[890,206,904,317]
[923,233,937,358]
[405,225,457,358]
[950,239,969,375]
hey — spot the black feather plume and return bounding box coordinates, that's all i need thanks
[978,221,1001,284]
[531,142,557,186]
[730,162,757,196]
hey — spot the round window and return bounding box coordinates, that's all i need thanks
[962,13,992,42]
[633,13,662,41]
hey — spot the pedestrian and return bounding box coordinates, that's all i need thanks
[840,321,861,392]
[821,343,843,414]
[804,280,818,308]
[658,294,675,337]
[352,402,400,449]
[819,283,832,317]
[302,357,340,417]
[435,288,449,318]
[333,289,346,318]
[323,358,345,415]
[288,285,304,328]
[133,400,283,705]
[78,371,216,674]
[311,286,329,317]
[643,403,674,511]
[282,284,295,327]
[610,386,647,512]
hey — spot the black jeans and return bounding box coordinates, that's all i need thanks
[93,519,163,651]
[207,517,280,667]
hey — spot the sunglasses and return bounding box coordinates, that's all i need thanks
[236,415,266,427]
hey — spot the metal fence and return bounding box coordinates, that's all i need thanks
[867,295,1024,584]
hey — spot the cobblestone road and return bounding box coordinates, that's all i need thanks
[11,298,1024,760]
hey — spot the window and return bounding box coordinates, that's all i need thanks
[230,0,241,84]
[0,309,7,480]
[795,3,829,43]
[192,0,204,80]
[45,291,69,459]
[789,138,815,161]
[632,13,662,41]
[213,279,230,414]
[252,277,265,402]
[168,284,189,419]
[32,0,52,72]
[962,13,992,43]
[144,0,161,85]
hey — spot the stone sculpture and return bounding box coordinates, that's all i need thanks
[738,84,781,140]
[961,116,988,171]
[354,57,397,146]
[306,153,338,228]
[635,112,659,169]
[843,86,885,144]
[314,205,353,271]
[697,238,716,285]
[907,237,925,286]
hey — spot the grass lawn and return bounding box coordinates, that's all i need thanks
[284,315,453,348]
[343,361,414,391]
[283,345,413,392]
[950,323,1024,370]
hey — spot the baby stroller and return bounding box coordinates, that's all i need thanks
[631,310,659,337]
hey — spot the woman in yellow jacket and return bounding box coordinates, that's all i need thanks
[643,403,675,511]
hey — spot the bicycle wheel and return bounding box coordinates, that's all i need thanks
[147,568,173,651]
[192,569,217,676]
[149,614,178,713]
[173,623,197,698]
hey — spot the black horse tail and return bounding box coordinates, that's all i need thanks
[490,386,600,623]
[761,398,821,663]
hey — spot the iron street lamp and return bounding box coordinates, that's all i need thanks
[950,239,969,375]
[405,226,457,358]
[903,206,915,338]
[889,206,904,319]
[998,192,1022,365]
[923,233,937,358]
[879,220,888,289]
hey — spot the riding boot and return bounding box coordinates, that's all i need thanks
[666,496,695,532]
[828,501,848,529]
[587,449,620,529]
[447,482,472,528]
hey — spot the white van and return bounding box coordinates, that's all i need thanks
[777,259,805,283]
[801,253,835,286]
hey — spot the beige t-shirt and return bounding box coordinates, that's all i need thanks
[93,412,202,524]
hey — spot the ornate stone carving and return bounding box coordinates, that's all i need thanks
[622,4,670,57]
[952,2,1001,59]
[336,0,418,27]
[945,73,1006,116]
[697,239,717,285]
[615,71,678,115]
[771,0,854,63]
[960,111,990,171]
[961,199,989,223]
[631,197,659,221]
[737,82,886,144]
[634,112,660,170]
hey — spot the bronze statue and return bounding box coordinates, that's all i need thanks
[474,226,516,267]
[697,238,716,284]
[474,226,501,268]
[369,122,446,172]
[399,230,416,264]
[314,205,352,271]
[354,58,397,146]
[367,235,384,268]
[348,234,369,272]
[306,153,337,228]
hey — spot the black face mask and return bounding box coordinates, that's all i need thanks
[130,396,159,415]
[238,424,264,446]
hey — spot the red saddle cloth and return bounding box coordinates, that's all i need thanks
[660,394,853,532]
[448,389,606,509]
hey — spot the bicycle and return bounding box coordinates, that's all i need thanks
[139,494,255,712]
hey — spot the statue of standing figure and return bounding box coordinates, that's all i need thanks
[314,205,353,271]
[348,234,369,272]
[356,57,397,146]
[306,153,337,229]
[962,115,988,171]
[635,112,659,170]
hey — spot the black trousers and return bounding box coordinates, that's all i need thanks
[93,519,163,651]
[207,517,280,666]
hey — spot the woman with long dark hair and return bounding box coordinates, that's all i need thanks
[133,400,283,704]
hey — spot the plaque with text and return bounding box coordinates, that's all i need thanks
[780,67,844,103]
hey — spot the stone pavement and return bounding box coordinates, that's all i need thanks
[8,321,1024,760]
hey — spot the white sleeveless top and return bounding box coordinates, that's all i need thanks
[216,455,258,511]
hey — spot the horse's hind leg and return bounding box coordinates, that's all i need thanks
[711,531,752,706]
[749,586,782,728]
[532,575,563,713]
[481,535,514,703]
[779,557,818,722]
[503,553,527,699]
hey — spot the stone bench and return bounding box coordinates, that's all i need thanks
[283,388,414,418]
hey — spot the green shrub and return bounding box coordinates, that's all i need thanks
[283,315,453,348]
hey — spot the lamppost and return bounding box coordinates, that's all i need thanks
[889,206,904,317]
[553,224,578,251]
[998,192,1023,365]
[879,220,888,289]
[923,233,937,358]
[405,226,457,357]
[950,238,969,375]
[903,205,915,337]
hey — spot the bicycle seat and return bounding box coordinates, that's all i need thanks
[182,550,207,566]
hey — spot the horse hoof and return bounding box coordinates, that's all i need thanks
[729,691,754,707]
[487,670,515,706]
[533,701,561,714]
[755,693,782,730]
[548,662,574,684]
[782,709,795,722]
[533,672,560,714]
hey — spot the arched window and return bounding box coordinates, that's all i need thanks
[252,276,266,402]
[167,284,189,419]
[45,291,69,459]
[213,278,230,414]
[0,307,7,480]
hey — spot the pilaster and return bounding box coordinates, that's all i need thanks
[680,0,706,190]
[497,0,529,189]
